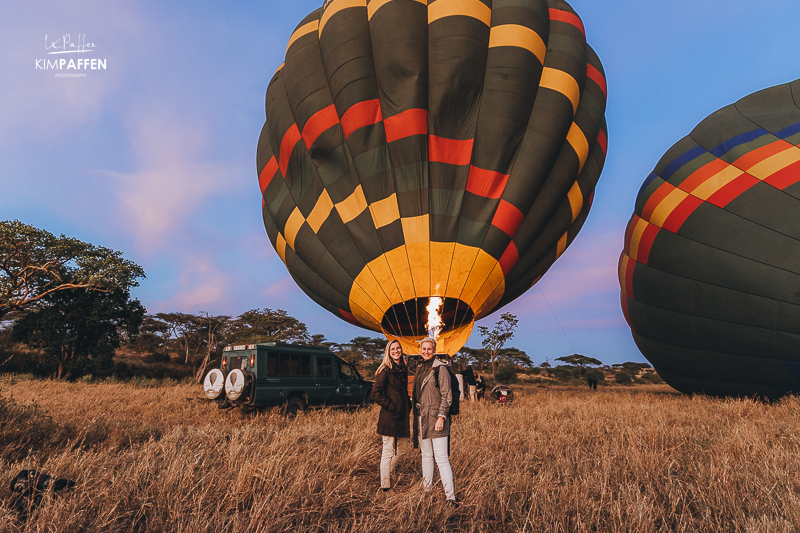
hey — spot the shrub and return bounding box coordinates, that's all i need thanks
[149,351,171,363]
[639,370,664,384]
[495,362,518,384]
[0,388,65,460]
[615,371,633,385]
[585,368,605,383]
[553,365,579,381]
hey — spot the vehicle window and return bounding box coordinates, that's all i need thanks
[338,362,356,380]
[317,357,333,378]
[279,354,293,375]
[267,353,312,376]
[300,354,311,376]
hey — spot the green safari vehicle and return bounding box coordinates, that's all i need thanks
[203,342,373,415]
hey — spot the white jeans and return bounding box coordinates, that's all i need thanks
[380,436,410,489]
[419,431,455,500]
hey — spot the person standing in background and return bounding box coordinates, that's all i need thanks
[461,365,477,401]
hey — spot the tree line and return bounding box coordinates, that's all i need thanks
[1,220,654,385]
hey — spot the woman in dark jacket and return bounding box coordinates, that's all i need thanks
[370,339,411,494]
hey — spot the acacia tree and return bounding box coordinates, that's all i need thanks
[226,308,309,345]
[339,336,386,373]
[556,353,604,383]
[556,354,603,368]
[310,334,327,346]
[612,361,652,382]
[193,311,230,382]
[454,346,490,371]
[347,337,385,361]
[155,312,203,364]
[0,220,145,321]
[136,315,172,359]
[497,347,534,369]
[478,312,518,376]
[12,288,144,378]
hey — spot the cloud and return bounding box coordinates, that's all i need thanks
[262,275,301,301]
[108,111,229,254]
[148,256,229,313]
[516,225,624,308]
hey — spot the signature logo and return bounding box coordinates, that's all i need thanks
[45,34,96,54]
[36,34,107,76]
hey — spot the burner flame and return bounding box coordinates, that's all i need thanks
[426,296,444,340]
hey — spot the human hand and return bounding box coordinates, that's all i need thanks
[435,416,444,432]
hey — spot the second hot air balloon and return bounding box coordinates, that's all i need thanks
[620,79,800,398]
[257,0,608,354]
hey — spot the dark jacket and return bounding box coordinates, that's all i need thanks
[461,366,476,386]
[371,363,411,438]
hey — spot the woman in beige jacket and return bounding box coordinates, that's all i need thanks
[412,337,456,504]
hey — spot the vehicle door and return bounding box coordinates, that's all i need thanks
[335,360,363,405]
[313,355,336,405]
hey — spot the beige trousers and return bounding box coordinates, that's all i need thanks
[380,436,411,489]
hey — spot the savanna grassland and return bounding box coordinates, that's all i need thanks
[2,378,800,532]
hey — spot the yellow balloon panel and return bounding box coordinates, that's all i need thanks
[350,242,504,353]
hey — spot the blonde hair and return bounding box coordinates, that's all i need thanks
[420,337,437,351]
[376,339,405,375]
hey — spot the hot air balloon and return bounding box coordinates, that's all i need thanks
[620,79,800,398]
[257,0,608,354]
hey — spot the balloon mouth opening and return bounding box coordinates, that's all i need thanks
[380,298,474,338]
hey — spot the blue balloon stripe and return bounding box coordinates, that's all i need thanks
[709,128,769,158]
[661,145,706,180]
[636,172,659,199]
[776,122,800,140]
[664,123,799,182]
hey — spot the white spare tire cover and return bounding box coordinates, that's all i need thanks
[203,368,225,400]
[225,369,247,401]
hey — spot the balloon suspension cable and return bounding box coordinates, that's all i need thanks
[538,284,576,354]
[453,298,471,337]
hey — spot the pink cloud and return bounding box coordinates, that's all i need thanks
[516,226,624,308]
[262,276,300,301]
[149,257,229,312]
[108,111,229,254]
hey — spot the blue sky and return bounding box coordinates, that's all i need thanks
[2,0,799,365]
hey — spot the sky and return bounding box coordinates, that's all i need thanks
[2,0,799,366]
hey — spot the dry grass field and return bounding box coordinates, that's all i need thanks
[2,377,800,532]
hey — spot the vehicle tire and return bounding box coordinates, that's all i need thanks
[490,385,514,404]
[362,389,373,407]
[203,368,226,400]
[284,396,306,418]
[225,369,250,401]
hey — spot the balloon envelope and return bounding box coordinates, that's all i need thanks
[258,0,607,353]
[620,79,800,398]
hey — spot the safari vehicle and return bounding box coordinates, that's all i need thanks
[203,342,373,415]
